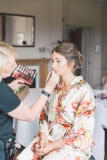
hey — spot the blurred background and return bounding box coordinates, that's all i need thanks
[0,0,107,88]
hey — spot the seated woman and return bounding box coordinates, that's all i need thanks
[17,42,95,160]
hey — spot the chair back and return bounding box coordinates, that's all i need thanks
[92,101,105,160]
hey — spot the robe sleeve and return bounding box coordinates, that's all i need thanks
[39,101,49,136]
[60,88,96,156]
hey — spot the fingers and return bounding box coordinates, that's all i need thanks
[32,142,38,152]
[46,72,52,82]
[45,71,60,91]
[34,146,44,157]
[51,70,58,78]
[49,71,59,82]
[39,140,45,150]
[15,80,25,89]
[32,142,43,154]
[50,71,60,83]
[16,79,25,84]
[47,70,59,82]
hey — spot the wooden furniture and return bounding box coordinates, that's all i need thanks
[16,59,50,88]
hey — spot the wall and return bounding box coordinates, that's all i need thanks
[102,2,107,80]
[0,16,2,41]
[63,0,103,87]
[0,0,106,88]
[0,0,63,59]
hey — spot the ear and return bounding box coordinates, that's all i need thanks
[69,61,75,68]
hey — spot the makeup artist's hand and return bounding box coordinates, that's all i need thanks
[46,72,52,82]
[8,79,24,90]
[46,71,59,88]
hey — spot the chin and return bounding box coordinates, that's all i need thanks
[55,72,60,76]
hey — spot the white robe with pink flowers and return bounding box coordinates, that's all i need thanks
[17,76,96,160]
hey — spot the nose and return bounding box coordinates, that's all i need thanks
[14,62,17,69]
[52,61,57,69]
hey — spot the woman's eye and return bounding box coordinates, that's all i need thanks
[51,60,61,63]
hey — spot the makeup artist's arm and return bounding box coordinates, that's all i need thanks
[7,71,59,121]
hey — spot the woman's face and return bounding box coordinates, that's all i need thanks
[51,51,73,76]
[1,54,17,78]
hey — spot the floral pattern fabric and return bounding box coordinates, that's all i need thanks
[39,76,96,160]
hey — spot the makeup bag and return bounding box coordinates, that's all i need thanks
[0,133,20,160]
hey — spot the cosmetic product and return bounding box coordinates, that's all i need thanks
[11,64,38,86]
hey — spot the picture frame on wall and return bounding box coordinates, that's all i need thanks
[95,44,100,54]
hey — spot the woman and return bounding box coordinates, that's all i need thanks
[0,42,59,160]
[18,42,95,160]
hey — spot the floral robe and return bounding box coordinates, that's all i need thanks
[39,76,96,160]
[17,76,95,160]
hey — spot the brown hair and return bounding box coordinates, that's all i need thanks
[52,42,84,74]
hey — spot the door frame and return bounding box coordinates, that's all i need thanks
[65,24,94,85]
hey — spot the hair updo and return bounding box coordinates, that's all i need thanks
[52,42,84,74]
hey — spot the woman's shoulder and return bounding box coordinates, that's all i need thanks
[0,80,21,113]
[0,79,12,93]
[75,76,93,93]
[79,79,94,97]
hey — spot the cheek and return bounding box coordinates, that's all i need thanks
[58,64,69,73]
[4,67,13,75]
[59,62,69,69]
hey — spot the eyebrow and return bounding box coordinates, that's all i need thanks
[51,58,61,60]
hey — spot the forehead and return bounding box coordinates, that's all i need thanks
[52,51,66,59]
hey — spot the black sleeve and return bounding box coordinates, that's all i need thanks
[0,83,21,114]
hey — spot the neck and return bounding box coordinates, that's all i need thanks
[60,73,76,87]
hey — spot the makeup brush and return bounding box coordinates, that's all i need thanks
[47,72,52,82]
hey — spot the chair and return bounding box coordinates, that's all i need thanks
[89,155,95,160]
[91,101,105,160]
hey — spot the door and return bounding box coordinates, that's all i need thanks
[81,29,90,82]
[69,28,82,76]
[69,28,90,82]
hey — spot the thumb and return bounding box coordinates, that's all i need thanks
[39,140,44,150]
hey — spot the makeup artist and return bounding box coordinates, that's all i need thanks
[0,42,59,160]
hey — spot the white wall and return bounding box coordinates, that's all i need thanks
[0,16,2,41]
[0,0,106,87]
[0,0,63,59]
[102,2,107,80]
[63,0,103,87]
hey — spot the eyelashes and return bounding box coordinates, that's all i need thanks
[51,60,61,63]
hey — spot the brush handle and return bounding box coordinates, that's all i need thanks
[47,73,52,82]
